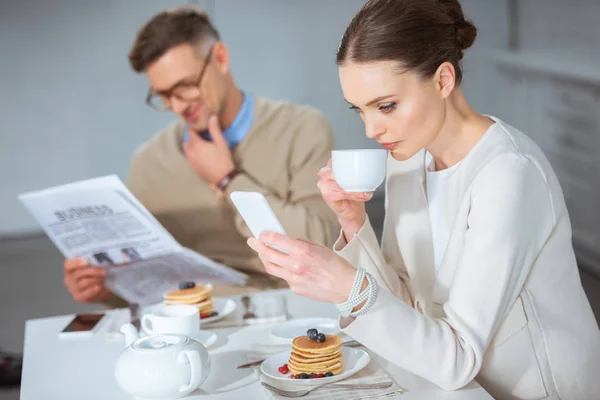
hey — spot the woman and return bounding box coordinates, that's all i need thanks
[248,0,600,399]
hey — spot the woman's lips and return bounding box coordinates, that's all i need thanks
[380,142,400,151]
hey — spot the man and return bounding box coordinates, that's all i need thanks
[63,7,339,306]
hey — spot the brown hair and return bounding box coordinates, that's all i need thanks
[337,0,477,84]
[129,7,220,73]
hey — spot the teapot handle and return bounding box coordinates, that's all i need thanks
[178,349,202,393]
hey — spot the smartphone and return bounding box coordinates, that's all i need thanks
[230,191,288,253]
[59,313,107,339]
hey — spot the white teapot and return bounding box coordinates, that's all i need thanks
[115,323,211,399]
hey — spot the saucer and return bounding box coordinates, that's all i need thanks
[189,330,218,348]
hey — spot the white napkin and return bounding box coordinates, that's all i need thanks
[260,360,404,400]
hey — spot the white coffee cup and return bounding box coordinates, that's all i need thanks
[141,304,199,336]
[332,149,388,192]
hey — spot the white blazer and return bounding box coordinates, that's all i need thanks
[336,117,600,400]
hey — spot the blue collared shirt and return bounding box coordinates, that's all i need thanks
[183,91,254,148]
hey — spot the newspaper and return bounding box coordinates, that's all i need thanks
[19,175,248,305]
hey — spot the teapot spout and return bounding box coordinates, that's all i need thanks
[120,323,140,347]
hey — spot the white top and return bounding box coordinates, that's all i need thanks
[424,126,495,275]
[336,116,600,399]
[424,152,464,275]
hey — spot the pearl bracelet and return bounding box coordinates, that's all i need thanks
[335,268,378,318]
[349,272,378,318]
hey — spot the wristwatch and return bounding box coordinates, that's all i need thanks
[211,168,242,199]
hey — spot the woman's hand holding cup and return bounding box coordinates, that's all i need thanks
[318,159,372,239]
[319,149,388,240]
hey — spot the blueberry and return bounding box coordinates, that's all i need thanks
[324,372,334,377]
[210,311,218,317]
[309,373,316,378]
[179,281,195,290]
[316,333,326,343]
[298,373,309,379]
[307,328,318,340]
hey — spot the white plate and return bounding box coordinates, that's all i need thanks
[190,330,218,348]
[261,347,370,386]
[270,318,340,342]
[142,297,237,327]
[199,297,236,325]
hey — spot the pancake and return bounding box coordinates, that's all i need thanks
[288,355,342,369]
[190,298,213,307]
[164,294,210,305]
[288,362,344,375]
[289,352,342,365]
[163,285,212,302]
[164,292,209,302]
[194,300,215,314]
[292,335,342,354]
[292,345,342,357]
[165,298,213,307]
[288,360,343,373]
[290,348,341,359]
[288,333,344,377]
[163,284,215,316]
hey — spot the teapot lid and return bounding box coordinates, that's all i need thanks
[132,334,188,351]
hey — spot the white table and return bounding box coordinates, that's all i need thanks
[21,290,492,399]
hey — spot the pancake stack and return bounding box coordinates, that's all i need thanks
[288,334,344,377]
[163,283,216,318]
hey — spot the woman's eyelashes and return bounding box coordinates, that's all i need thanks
[379,102,397,113]
[349,105,361,114]
[349,102,397,114]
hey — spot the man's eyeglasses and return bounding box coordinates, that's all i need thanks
[145,45,214,112]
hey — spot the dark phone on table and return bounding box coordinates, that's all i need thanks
[61,313,106,333]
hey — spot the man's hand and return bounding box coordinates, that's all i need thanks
[63,258,112,303]
[183,115,236,185]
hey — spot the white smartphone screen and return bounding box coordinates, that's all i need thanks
[230,191,288,253]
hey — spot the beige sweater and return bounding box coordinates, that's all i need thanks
[120,97,339,296]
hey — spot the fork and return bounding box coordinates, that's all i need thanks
[261,381,393,398]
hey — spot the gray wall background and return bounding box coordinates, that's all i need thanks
[0,0,501,236]
[0,0,185,235]
[1,0,599,275]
